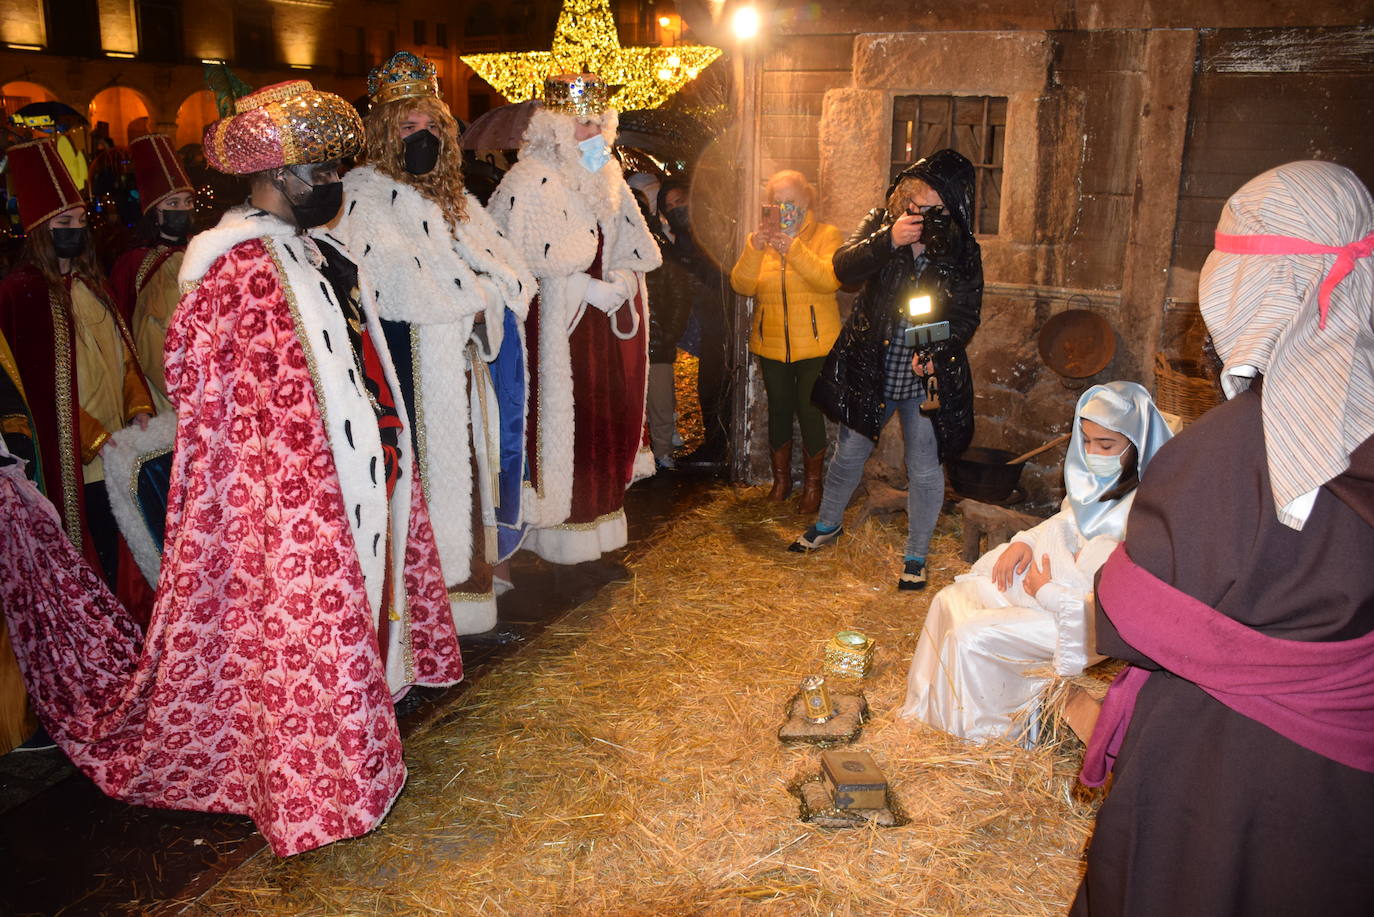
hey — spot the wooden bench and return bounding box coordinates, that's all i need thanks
[957,499,1046,562]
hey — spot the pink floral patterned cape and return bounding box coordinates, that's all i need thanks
[0,235,462,856]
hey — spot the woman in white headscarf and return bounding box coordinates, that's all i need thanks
[899,381,1172,744]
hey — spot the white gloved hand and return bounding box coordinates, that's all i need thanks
[583,277,628,313]
[605,269,638,303]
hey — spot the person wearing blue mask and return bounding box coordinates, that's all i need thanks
[899,381,1173,744]
[490,73,662,566]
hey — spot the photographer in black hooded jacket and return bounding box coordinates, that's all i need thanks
[792,149,983,591]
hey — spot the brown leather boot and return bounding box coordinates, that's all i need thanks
[796,448,826,515]
[768,442,793,501]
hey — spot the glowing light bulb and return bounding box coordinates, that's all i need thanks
[666,53,680,67]
[657,67,673,80]
[658,15,672,25]
[731,6,760,40]
[908,294,932,318]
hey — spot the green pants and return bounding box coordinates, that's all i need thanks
[758,355,828,455]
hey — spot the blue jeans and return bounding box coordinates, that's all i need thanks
[815,398,944,558]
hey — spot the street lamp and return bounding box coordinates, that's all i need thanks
[730,6,760,40]
[728,2,762,482]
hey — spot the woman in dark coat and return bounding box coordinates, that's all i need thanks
[793,149,982,591]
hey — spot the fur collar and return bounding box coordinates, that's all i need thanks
[491,157,662,280]
[179,206,301,289]
[337,167,534,325]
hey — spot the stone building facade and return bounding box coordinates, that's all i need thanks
[0,0,668,141]
[732,1,1372,508]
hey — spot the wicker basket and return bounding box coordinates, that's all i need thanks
[1153,352,1219,424]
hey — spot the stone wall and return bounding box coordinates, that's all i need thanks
[737,15,1372,514]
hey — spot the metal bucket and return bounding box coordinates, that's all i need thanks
[949,447,1025,503]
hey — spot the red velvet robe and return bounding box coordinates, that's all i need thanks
[110,244,181,326]
[0,264,155,616]
[525,236,649,529]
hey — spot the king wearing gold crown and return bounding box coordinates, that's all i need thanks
[490,72,661,565]
[0,80,464,858]
[333,50,534,633]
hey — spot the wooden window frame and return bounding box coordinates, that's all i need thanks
[890,94,1006,236]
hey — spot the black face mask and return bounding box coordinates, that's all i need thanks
[51,227,87,259]
[403,129,441,176]
[278,174,344,228]
[665,205,690,229]
[159,209,194,243]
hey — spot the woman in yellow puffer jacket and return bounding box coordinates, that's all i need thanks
[730,170,843,513]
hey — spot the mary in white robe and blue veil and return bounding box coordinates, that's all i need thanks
[899,381,1173,743]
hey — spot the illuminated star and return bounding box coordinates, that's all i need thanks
[461,0,722,111]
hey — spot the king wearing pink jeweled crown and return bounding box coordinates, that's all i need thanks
[0,79,463,857]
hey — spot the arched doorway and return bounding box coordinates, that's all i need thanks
[175,90,218,149]
[1,80,60,138]
[1,80,57,115]
[87,86,152,147]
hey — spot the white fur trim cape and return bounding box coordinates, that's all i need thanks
[333,167,534,633]
[489,129,661,531]
[179,207,447,694]
[101,410,177,586]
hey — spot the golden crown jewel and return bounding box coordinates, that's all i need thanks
[237,79,312,113]
[368,51,441,106]
[542,72,611,116]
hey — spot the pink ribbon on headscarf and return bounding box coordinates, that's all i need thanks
[1214,229,1374,329]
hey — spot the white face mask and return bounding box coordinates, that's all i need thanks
[1083,450,1124,477]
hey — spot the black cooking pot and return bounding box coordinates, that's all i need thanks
[949,447,1025,502]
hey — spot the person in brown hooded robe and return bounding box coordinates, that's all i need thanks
[1072,160,1374,916]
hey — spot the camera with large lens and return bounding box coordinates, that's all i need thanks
[917,205,954,259]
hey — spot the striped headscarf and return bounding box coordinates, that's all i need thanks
[1200,160,1374,530]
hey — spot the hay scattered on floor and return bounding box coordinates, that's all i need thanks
[180,488,1109,916]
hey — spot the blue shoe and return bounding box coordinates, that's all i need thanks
[788,524,844,553]
[898,559,927,591]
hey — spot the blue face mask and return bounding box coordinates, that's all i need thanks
[578,134,611,173]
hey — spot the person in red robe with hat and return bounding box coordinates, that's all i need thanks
[103,133,194,588]
[110,133,196,415]
[0,80,463,855]
[0,137,155,603]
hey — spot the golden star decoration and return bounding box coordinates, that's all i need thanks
[461,0,722,111]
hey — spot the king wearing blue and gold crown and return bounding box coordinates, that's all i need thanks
[333,50,535,636]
